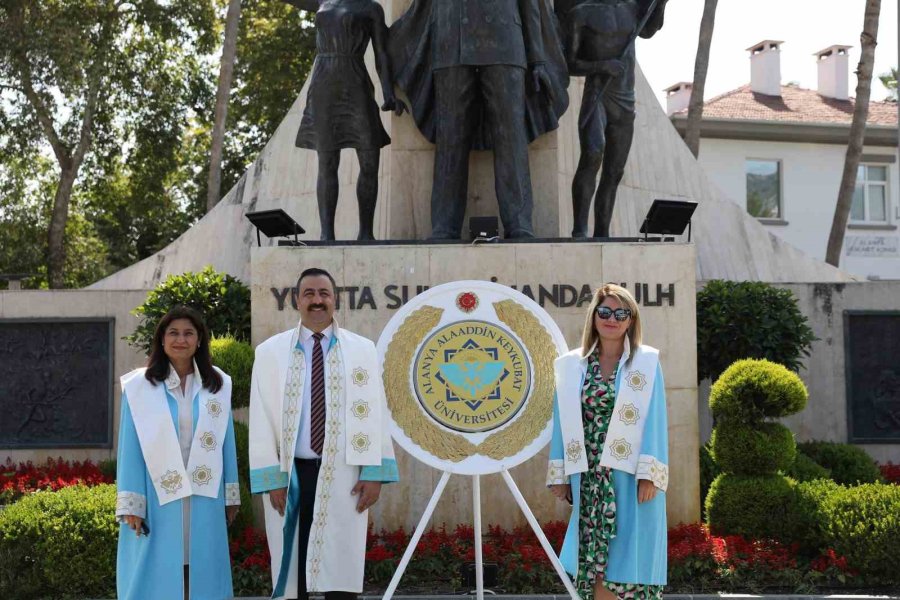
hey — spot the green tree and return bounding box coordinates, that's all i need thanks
[0,0,217,287]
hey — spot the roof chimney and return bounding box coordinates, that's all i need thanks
[664,82,692,116]
[746,40,783,96]
[815,45,851,100]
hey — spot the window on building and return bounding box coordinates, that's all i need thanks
[746,159,782,219]
[851,165,888,224]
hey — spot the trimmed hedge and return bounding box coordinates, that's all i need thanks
[696,280,816,382]
[790,478,842,552]
[699,441,718,512]
[709,359,808,423]
[231,419,255,537]
[784,451,831,482]
[797,441,883,485]
[710,421,796,475]
[705,473,797,541]
[821,483,900,581]
[211,335,254,409]
[0,484,117,599]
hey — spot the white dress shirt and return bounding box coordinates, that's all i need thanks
[295,324,333,459]
[165,363,202,566]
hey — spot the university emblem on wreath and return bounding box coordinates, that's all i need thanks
[192,465,213,486]
[413,320,531,433]
[625,370,647,392]
[160,470,183,494]
[378,281,568,475]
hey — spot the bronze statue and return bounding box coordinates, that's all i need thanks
[389,0,569,240]
[285,0,407,241]
[557,0,667,238]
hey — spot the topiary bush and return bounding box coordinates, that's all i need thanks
[820,483,900,581]
[699,441,719,513]
[696,280,816,382]
[790,478,842,553]
[784,452,831,483]
[797,441,883,485]
[710,421,796,475]
[0,484,117,599]
[230,419,255,538]
[709,359,808,424]
[705,474,797,540]
[211,336,254,409]
[706,359,809,542]
[126,266,251,353]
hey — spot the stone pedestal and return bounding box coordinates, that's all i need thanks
[251,241,700,530]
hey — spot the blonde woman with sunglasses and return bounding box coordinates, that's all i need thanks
[548,284,668,600]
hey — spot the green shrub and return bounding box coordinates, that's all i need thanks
[0,484,117,599]
[784,452,831,483]
[696,280,816,382]
[709,359,808,423]
[699,441,719,512]
[126,266,251,353]
[710,421,796,475]
[797,441,883,485]
[705,473,797,541]
[230,419,255,537]
[821,483,900,581]
[211,336,254,409]
[791,478,842,553]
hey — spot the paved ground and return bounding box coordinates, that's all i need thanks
[232,595,900,600]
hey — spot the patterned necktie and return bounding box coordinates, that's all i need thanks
[310,332,326,455]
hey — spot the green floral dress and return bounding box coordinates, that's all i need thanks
[576,351,663,600]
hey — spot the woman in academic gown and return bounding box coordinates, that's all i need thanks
[116,305,240,600]
[548,284,668,600]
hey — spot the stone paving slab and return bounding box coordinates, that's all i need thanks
[231,594,900,600]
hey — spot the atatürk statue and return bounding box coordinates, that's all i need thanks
[557,0,667,238]
[390,0,570,240]
[285,0,407,241]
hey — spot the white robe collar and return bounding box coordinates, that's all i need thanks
[555,339,659,476]
[122,366,232,505]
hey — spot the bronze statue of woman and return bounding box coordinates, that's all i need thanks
[285,0,407,240]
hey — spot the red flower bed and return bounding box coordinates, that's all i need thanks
[879,462,900,484]
[231,521,860,596]
[0,457,113,504]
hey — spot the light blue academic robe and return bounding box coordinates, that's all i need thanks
[116,386,239,600]
[550,362,669,586]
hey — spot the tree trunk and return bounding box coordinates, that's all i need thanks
[47,168,79,289]
[684,0,718,158]
[207,0,243,212]
[826,0,882,267]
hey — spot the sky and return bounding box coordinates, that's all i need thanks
[635,0,899,109]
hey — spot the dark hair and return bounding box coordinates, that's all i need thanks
[297,267,337,293]
[145,305,223,393]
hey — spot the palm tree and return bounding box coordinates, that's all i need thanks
[826,0,881,267]
[684,0,718,158]
[207,0,243,212]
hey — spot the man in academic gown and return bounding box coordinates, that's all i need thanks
[249,267,398,600]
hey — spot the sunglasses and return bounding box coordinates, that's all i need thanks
[596,306,632,322]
